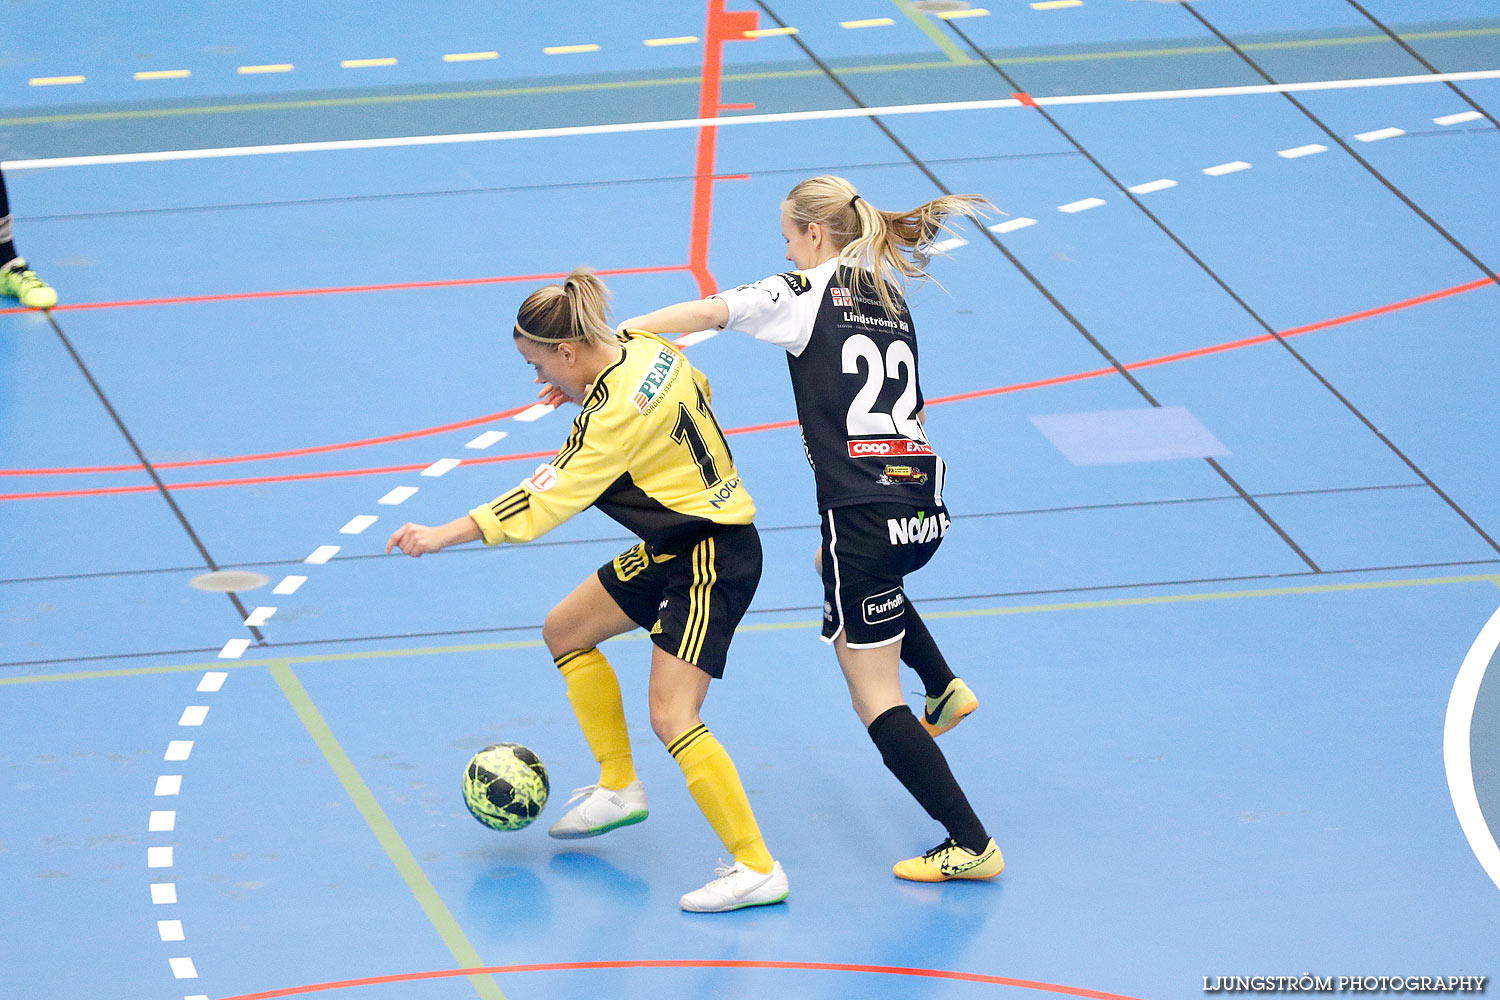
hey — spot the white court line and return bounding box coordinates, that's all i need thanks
[465,430,508,449]
[515,403,556,422]
[1203,160,1252,176]
[169,957,199,980]
[1355,127,1405,142]
[1278,144,1327,158]
[273,575,307,595]
[158,920,186,942]
[305,544,340,564]
[217,638,250,659]
[197,671,227,692]
[7,69,1498,171]
[151,882,177,904]
[1435,110,1484,125]
[1058,197,1105,213]
[164,740,193,761]
[926,236,968,252]
[422,458,461,477]
[154,775,182,796]
[990,217,1037,234]
[379,485,420,504]
[1445,603,1500,893]
[340,514,378,534]
[1127,178,1177,194]
[148,846,174,868]
[178,706,209,727]
[149,811,176,832]
[675,329,719,347]
[243,606,275,627]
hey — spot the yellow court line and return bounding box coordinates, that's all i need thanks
[28,76,85,86]
[937,7,991,18]
[645,35,700,47]
[543,44,601,55]
[6,572,1498,688]
[443,51,498,62]
[237,63,294,74]
[341,57,398,68]
[843,18,896,29]
[1031,0,1082,9]
[745,26,799,38]
[134,70,191,81]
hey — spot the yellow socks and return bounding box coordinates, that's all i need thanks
[668,724,774,874]
[554,648,636,789]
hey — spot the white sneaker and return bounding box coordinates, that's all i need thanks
[680,860,789,913]
[546,780,648,839]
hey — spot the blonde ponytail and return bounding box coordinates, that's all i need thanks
[514,267,617,348]
[783,175,994,316]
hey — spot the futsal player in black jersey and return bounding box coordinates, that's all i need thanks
[620,175,1003,882]
[386,269,787,911]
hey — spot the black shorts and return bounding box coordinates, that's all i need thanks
[597,523,762,679]
[821,502,951,648]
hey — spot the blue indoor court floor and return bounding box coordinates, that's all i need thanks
[3,2,1500,998]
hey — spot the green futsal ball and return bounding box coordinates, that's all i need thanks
[462,743,550,831]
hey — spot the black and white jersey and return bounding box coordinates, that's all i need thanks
[715,257,945,512]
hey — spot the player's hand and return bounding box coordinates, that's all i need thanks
[534,376,568,407]
[386,523,444,557]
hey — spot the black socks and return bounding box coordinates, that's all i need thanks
[867,705,988,853]
[901,605,956,697]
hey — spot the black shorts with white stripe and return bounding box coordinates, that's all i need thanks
[820,502,950,649]
[596,523,762,678]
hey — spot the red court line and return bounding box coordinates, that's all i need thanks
[2,269,1494,501]
[214,958,1149,1000]
[0,264,690,316]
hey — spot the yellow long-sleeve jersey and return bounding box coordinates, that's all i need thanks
[469,332,755,553]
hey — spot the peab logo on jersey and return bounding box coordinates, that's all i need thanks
[526,463,560,493]
[848,438,935,458]
[887,511,951,545]
[778,271,812,295]
[862,587,906,625]
[632,345,681,413]
[830,286,851,307]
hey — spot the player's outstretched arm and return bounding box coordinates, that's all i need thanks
[385,515,482,557]
[618,297,728,335]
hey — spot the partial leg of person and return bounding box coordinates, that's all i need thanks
[0,168,57,309]
[813,543,976,735]
[541,571,649,838]
[835,635,1003,882]
[649,648,787,911]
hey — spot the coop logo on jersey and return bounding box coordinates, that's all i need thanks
[862,587,906,625]
[632,345,682,413]
[526,463,560,493]
[847,438,935,458]
[830,286,851,307]
[778,271,812,295]
[887,511,951,545]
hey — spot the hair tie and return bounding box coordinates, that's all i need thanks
[849,194,862,209]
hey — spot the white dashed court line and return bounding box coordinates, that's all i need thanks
[273,575,307,595]
[148,847,174,868]
[745,27,798,38]
[927,236,969,252]
[149,811,176,832]
[164,741,193,762]
[841,18,894,28]
[151,883,177,904]
[28,76,85,87]
[169,957,199,980]
[237,64,294,75]
[158,920,185,942]
[544,44,601,55]
[1278,143,1327,158]
[1031,0,1082,9]
[1203,160,1252,176]
[217,638,251,659]
[443,51,498,62]
[155,775,182,796]
[242,607,275,627]
[1058,197,1105,213]
[196,672,228,692]
[305,544,340,564]
[1435,110,1485,125]
[644,36,699,46]
[379,485,420,504]
[675,329,719,347]
[990,217,1038,234]
[422,458,462,477]
[1355,127,1405,142]
[341,58,397,69]
[179,706,210,726]
[135,70,191,81]
[515,403,556,422]
[466,430,509,449]
[937,7,990,17]
[1127,178,1178,194]
[339,515,378,534]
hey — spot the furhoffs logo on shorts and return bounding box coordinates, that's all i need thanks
[862,587,905,625]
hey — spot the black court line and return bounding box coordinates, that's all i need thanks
[5,554,1497,672]
[938,14,1500,564]
[1342,0,1499,130]
[0,482,1431,588]
[751,0,1321,572]
[8,152,1083,225]
[44,311,267,644]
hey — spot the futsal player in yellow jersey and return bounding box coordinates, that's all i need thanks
[386,268,787,912]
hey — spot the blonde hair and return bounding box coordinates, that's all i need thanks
[514,267,616,348]
[782,175,994,317]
